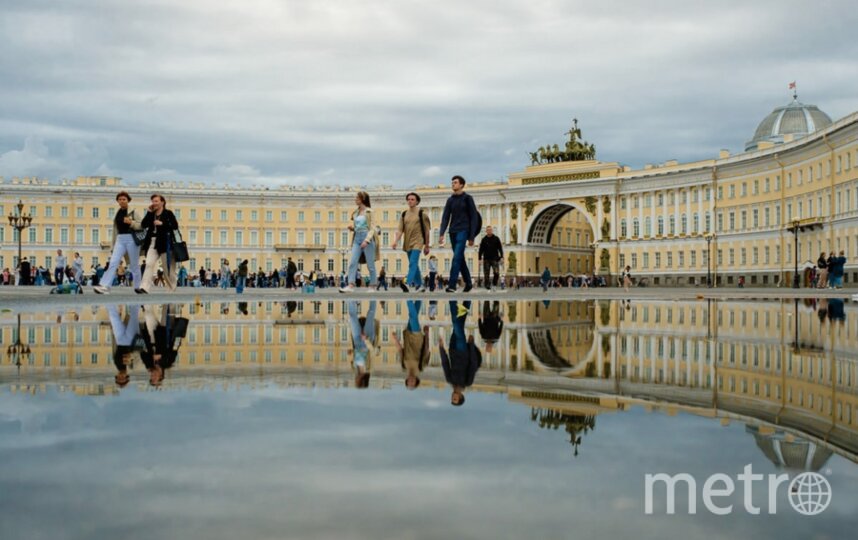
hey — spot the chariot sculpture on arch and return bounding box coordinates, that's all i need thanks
[529,118,597,165]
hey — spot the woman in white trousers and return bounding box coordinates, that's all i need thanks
[95,191,143,294]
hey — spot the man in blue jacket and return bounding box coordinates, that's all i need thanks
[829,250,847,289]
[439,175,480,293]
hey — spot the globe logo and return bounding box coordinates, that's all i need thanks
[788,472,832,516]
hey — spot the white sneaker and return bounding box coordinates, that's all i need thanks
[339,285,355,293]
[418,285,426,293]
[94,286,110,295]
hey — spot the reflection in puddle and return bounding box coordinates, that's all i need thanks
[1,298,856,537]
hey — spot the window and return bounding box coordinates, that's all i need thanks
[678,251,684,267]
[620,219,627,237]
[61,206,68,218]
[765,178,770,193]
[221,230,228,245]
[657,216,664,236]
[298,211,305,223]
[92,207,100,218]
[236,210,243,221]
[221,210,227,221]
[190,209,197,220]
[729,185,735,198]
[632,219,640,237]
[281,211,288,221]
[265,211,273,222]
[76,207,83,218]
[205,209,212,221]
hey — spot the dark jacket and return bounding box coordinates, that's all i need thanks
[817,255,828,269]
[479,314,504,342]
[141,209,179,255]
[829,256,846,277]
[439,192,480,241]
[479,235,503,261]
[440,340,482,388]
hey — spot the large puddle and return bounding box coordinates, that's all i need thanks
[1,298,856,538]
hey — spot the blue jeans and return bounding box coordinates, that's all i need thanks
[830,275,843,287]
[406,300,422,333]
[220,276,229,289]
[447,230,472,288]
[428,271,437,291]
[347,231,377,286]
[449,300,470,352]
[236,276,246,294]
[406,249,422,288]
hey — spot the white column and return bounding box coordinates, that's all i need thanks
[596,199,604,241]
[610,194,618,240]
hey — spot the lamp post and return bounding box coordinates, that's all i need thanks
[7,314,31,372]
[6,200,34,271]
[789,218,801,289]
[704,232,715,288]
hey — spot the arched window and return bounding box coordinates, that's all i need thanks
[620,219,627,238]
[657,216,664,236]
[693,213,700,233]
[633,218,640,237]
[681,214,688,234]
[669,215,676,235]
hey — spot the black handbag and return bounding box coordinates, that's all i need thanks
[132,229,148,246]
[171,229,190,262]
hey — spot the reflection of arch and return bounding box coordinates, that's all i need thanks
[527,202,597,244]
[525,325,597,375]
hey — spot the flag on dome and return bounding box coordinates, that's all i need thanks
[789,81,796,89]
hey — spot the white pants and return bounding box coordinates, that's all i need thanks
[102,234,142,289]
[141,243,177,291]
[108,305,140,346]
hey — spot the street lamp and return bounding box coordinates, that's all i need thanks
[7,200,34,271]
[704,232,715,288]
[788,218,801,289]
[6,314,32,372]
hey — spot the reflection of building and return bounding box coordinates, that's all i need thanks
[2,96,855,284]
[746,426,832,472]
[2,298,858,463]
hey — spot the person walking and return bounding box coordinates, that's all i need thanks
[829,250,846,289]
[220,259,231,289]
[72,252,84,284]
[622,265,632,292]
[340,191,378,293]
[376,267,389,291]
[478,225,503,291]
[438,175,480,293]
[285,257,298,289]
[236,259,248,294]
[54,249,67,286]
[427,255,438,292]
[391,192,431,292]
[540,267,552,292]
[95,191,144,294]
[137,194,180,293]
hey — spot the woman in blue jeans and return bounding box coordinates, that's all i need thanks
[340,191,378,293]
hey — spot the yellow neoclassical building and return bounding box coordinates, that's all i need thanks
[1,95,856,285]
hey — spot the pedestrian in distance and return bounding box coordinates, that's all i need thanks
[478,225,503,291]
[622,265,632,292]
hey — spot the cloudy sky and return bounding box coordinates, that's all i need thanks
[1,0,857,188]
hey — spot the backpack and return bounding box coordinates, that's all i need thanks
[467,194,483,237]
[400,208,427,250]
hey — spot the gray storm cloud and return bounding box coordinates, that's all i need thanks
[1,0,856,187]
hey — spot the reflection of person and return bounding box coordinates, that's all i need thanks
[109,304,141,387]
[439,301,482,406]
[140,304,183,386]
[392,300,430,390]
[478,301,503,353]
[348,301,377,388]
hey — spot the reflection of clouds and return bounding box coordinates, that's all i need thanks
[1,386,857,539]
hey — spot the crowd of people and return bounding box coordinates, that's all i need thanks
[4,176,850,294]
